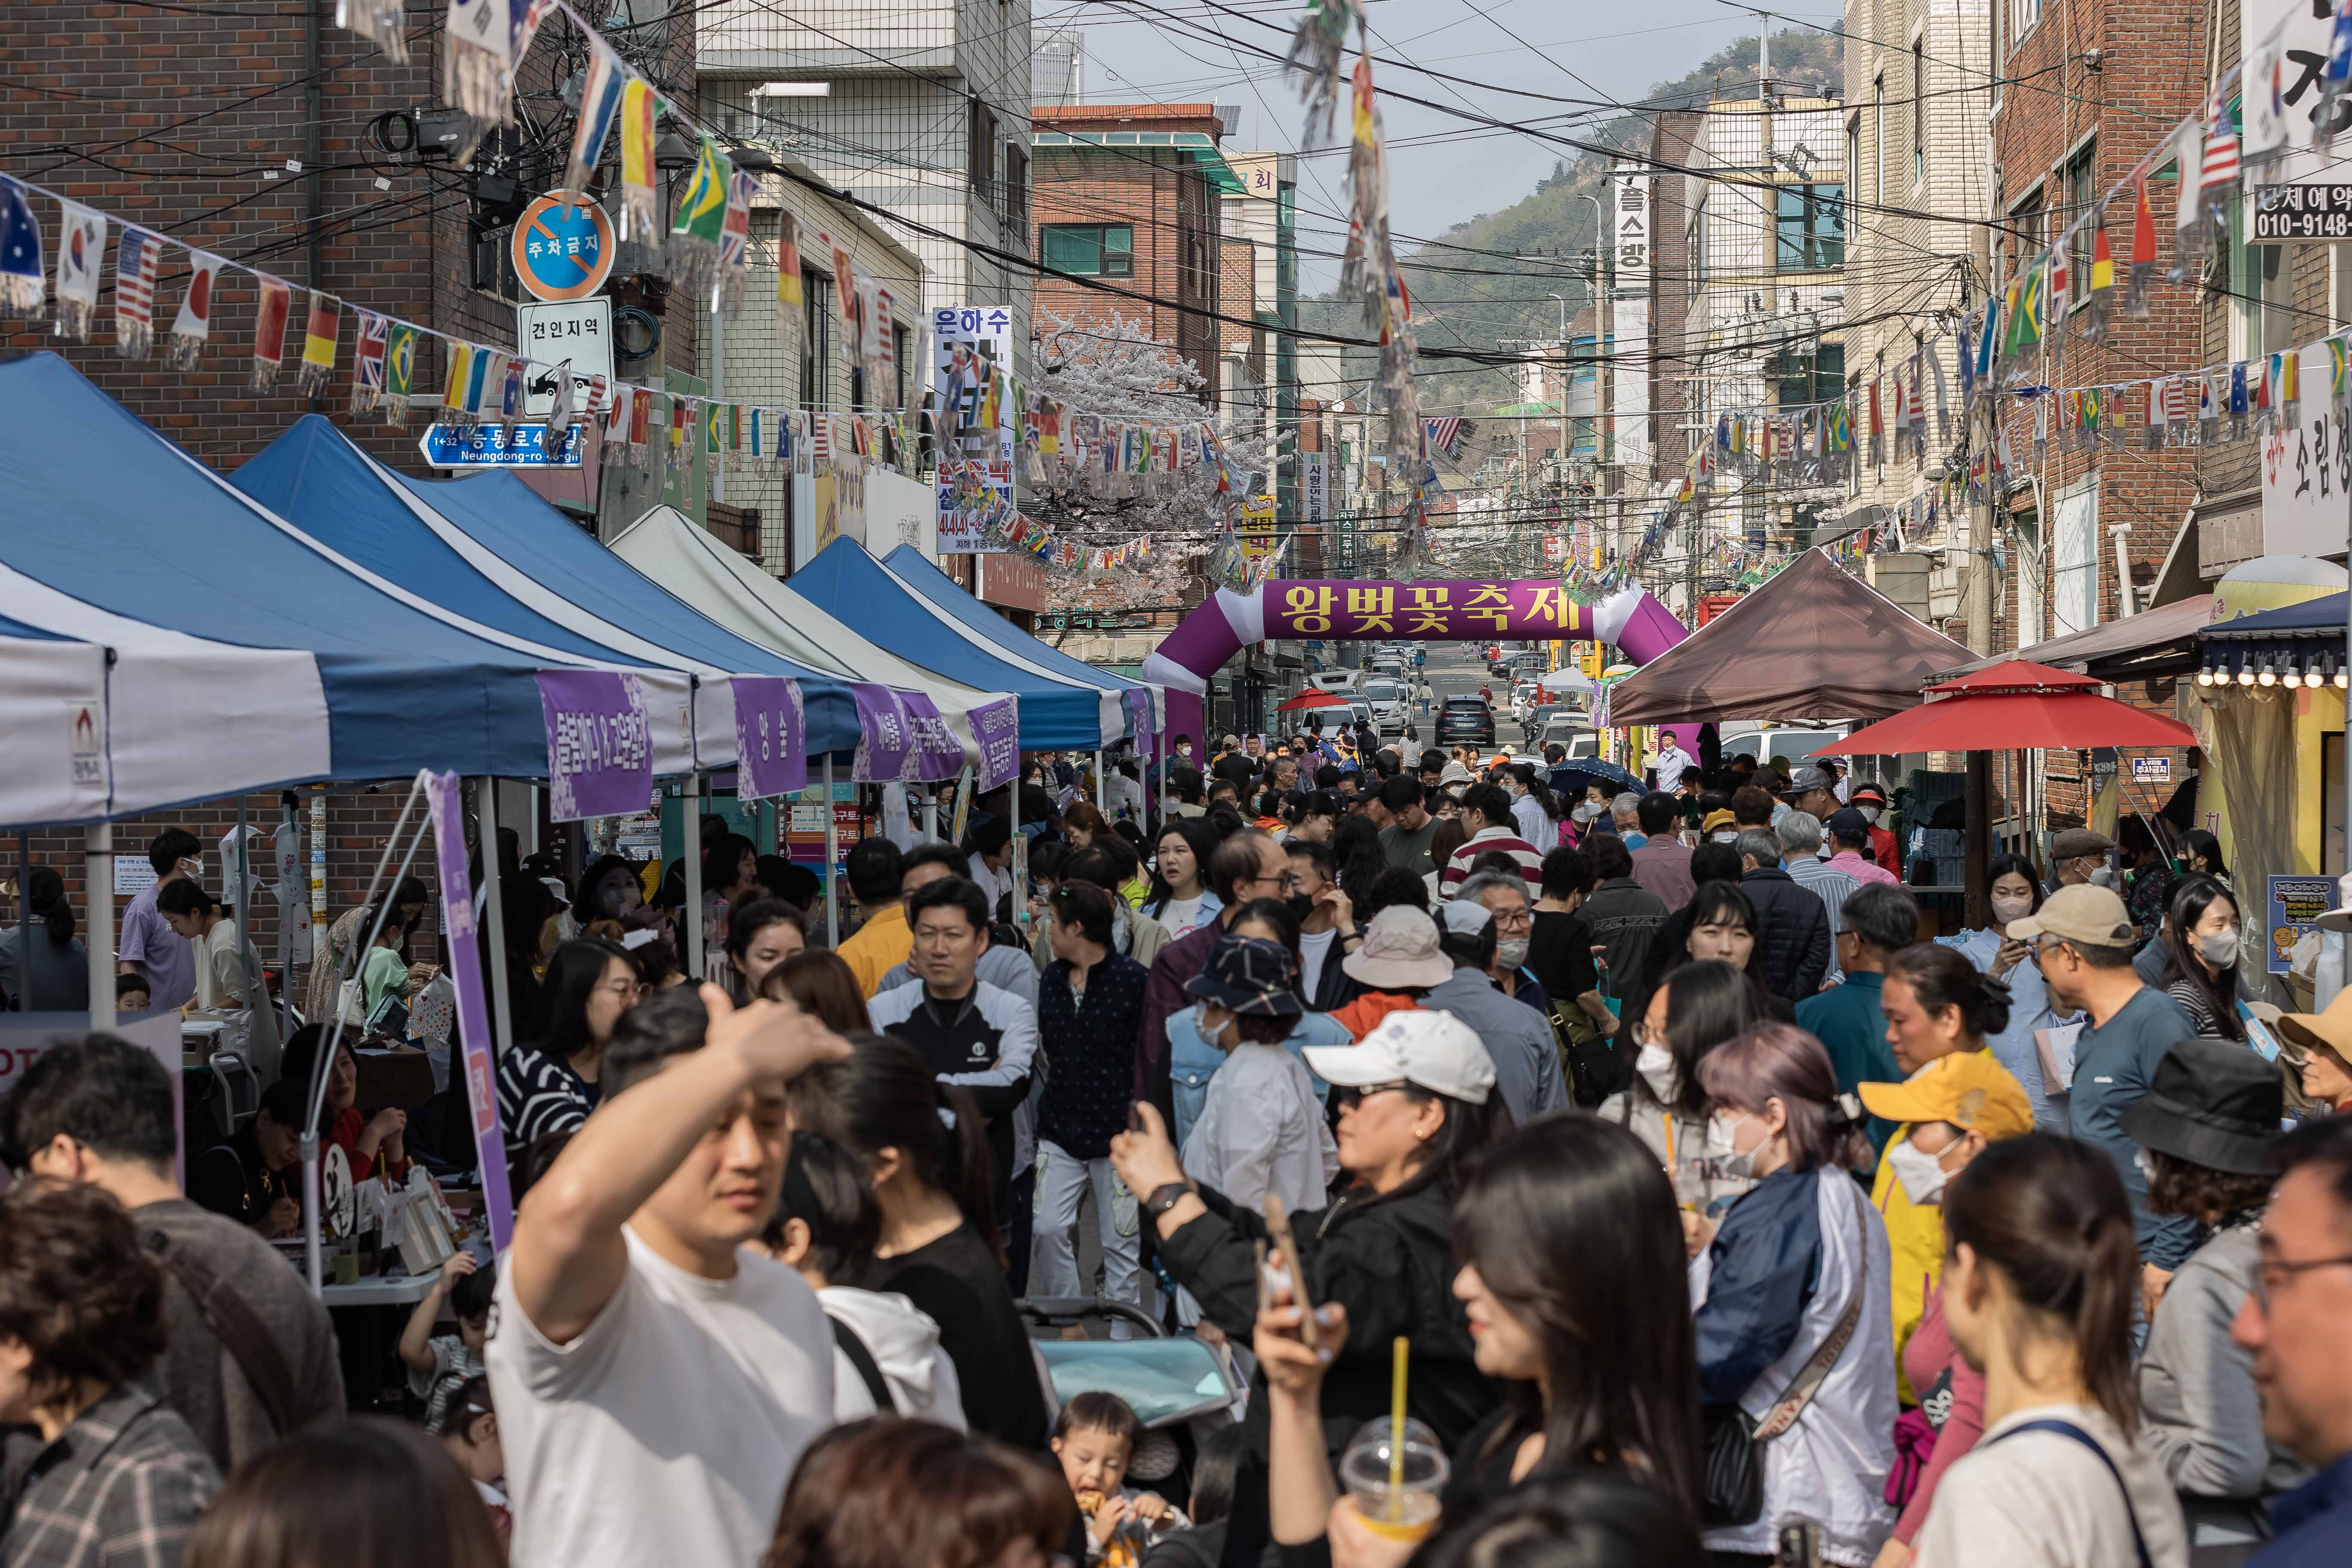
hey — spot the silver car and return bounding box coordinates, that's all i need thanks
[1360,676,1409,737]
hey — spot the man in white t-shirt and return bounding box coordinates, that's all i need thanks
[488,984,851,1568]
[1649,729,1695,794]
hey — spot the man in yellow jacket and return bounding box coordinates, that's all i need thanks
[835,838,913,997]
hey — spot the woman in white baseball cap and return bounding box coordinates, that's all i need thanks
[1107,1008,1511,1563]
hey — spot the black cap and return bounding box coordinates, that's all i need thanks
[2120,1036,2283,1177]
[1825,806,1873,842]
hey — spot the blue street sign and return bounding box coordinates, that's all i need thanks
[420,421,587,469]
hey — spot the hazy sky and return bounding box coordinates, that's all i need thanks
[1041,0,1845,293]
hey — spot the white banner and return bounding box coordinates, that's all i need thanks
[2261,359,2352,557]
[1301,450,1327,524]
[2241,0,2344,183]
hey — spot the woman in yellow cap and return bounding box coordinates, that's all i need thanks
[1859,1035,2035,1565]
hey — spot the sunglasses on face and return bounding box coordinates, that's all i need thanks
[1335,1080,1412,1109]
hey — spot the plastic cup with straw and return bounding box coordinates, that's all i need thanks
[1338,1336,1448,1542]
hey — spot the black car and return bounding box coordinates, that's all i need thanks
[1435,696,1496,748]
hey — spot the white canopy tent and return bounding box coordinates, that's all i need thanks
[607,506,1018,775]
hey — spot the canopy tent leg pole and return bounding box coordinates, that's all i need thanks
[477,779,514,1060]
[683,773,706,983]
[822,760,839,949]
[17,830,29,1008]
[922,787,938,844]
[1094,750,1106,816]
[1010,761,1026,934]
[85,824,112,1032]
[236,794,260,1056]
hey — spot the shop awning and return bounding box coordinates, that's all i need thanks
[605,505,1017,775]
[234,416,861,766]
[2195,591,2351,682]
[1605,548,1975,726]
[1934,595,2214,683]
[790,539,1122,750]
[0,353,626,787]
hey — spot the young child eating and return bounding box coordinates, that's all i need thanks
[1051,1391,1183,1564]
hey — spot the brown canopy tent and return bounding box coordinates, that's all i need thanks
[1607,548,1974,726]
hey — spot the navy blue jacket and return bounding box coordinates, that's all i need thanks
[2250,1452,2352,1568]
[1694,1167,1822,1406]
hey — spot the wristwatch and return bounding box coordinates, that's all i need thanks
[1145,1182,1194,1219]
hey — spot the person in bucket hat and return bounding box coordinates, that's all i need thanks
[1173,934,1341,1218]
[1327,906,1451,1041]
[2123,1038,2307,1528]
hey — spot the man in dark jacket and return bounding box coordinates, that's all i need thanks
[1576,834,1667,1014]
[1736,829,1832,1008]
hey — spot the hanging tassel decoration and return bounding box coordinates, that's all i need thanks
[113,226,158,359]
[52,199,104,342]
[2126,177,2159,317]
[350,309,389,415]
[382,323,416,428]
[564,44,626,204]
[2171,117,2210,283]
[2080,216,2114,343]
[336,0,411,62]
[250,276,292,391]
[297,291,340,397]
[716,168,755,317]
[441,0,517,162]
[669,135,731,289]
[165,250,223,370]
[617,77,660,247]
[0,177,46,318]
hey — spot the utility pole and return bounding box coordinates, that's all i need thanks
[1963,280,1993,927]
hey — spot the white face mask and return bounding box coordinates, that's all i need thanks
[1886,1136,1955,1206]
[1858,805,1882,825]
[1635,1042,1679,1100]
[1990,893,2035,924]
[1712,830,1739,844]
[1706,1111,1758,1179]
[1495,936,1531,970]
[2086,864,2116,888]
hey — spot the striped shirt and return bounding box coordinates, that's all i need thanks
[0,1384,218,1568]
[495,1044,595,1165]
[1440,826,1543,897]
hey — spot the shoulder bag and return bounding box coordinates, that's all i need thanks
[143,1227,306,1438]
[1701,1179,1872,1527]
[829,1315,897,1414]
[1985,1418,2153,1568]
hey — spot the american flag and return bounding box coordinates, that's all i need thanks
[1424,416,1465,459]
[2162,376,2187,425]
[113,227,157,355]
[2201,89,2240,196]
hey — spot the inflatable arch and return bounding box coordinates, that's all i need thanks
[1140,579,1692,743]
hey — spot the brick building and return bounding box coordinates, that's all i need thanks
[1028,103,1241,410]
[1984,0,2208,649]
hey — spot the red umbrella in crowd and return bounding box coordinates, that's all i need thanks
[1275,689,1349,712]
[1806,660,2199,755]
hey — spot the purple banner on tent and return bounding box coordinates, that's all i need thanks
[731,677,807,799]
[971,697,1020,790]
[1122,688,1155,745]
[424,771,514,1253]
[897,692,966,783]
[536,671,653,821]
[849,683,910,782]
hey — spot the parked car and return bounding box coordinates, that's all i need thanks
[1361,676,1410,736]
[1539,719,1602,759]
[1716,725,1853,768]
[1524,704,1585,745]
[1435,696,1497,749]
[1305,671,1360,695]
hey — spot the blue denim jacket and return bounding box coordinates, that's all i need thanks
[1167,1008,1350,1149]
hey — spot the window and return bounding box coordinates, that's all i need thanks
[968,100,996,190]
[1776,184,1844,271]
[893,322,910,410]
[2007,0,2042,53]
[801,269,831,408]
[1004,143,1029,229]
[2065,139,2098,310]
[1772,342,1845,407]
[2006,187,2044,288]
[2052,479,2098,639]
[1912,43,1926,186]
[1040,223,1133,277]
[1873,76,1884,206]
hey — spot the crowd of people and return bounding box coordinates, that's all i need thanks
[1,727,2348,1568]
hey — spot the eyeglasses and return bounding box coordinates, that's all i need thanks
[1335,1080,1413,1109]
[1488,907,1532,931]
[1632,1020,1666,1049]
[2251,1251,2352,1310]
[595,979,644,999]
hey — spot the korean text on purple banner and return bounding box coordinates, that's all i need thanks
[731,677,807,800]
[536,671,653,821]
[424,771,514,1251]
[1263,580,1596,641]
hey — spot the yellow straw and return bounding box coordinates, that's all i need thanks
[1389,1335,1409,1518]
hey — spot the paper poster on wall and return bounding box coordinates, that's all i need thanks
[933,305,1013,553]
[2269,874,2337,975]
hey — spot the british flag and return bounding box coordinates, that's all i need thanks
[113,227,158,358]
[1424,416,1466,459]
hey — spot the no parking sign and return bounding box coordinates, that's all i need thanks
[510,194,614,302]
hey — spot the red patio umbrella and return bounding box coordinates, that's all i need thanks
[1275,689,1348,712]
[1807,659,2197,754]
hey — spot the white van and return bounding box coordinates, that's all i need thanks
[1305,671,1360,695]
[1716,725,1852,768]
[1360,675,1409,736]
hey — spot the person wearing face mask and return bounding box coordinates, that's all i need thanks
[1599,960,1776,1217]
[1846,783,1899,871]
[1796,883,1920,1154]
[1178,934,1341,1222]
[1505,763,1560,855]
[1685,1023,1899,1565]
[2049,826,2119,894]
[2159,877,2248,1044]
[1427,881,1568,1126]
[1283,839,1364,1010]
[1853,1050,2036,1565]
[1938,854,2069,1131]
[1868,945,2024,1401]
